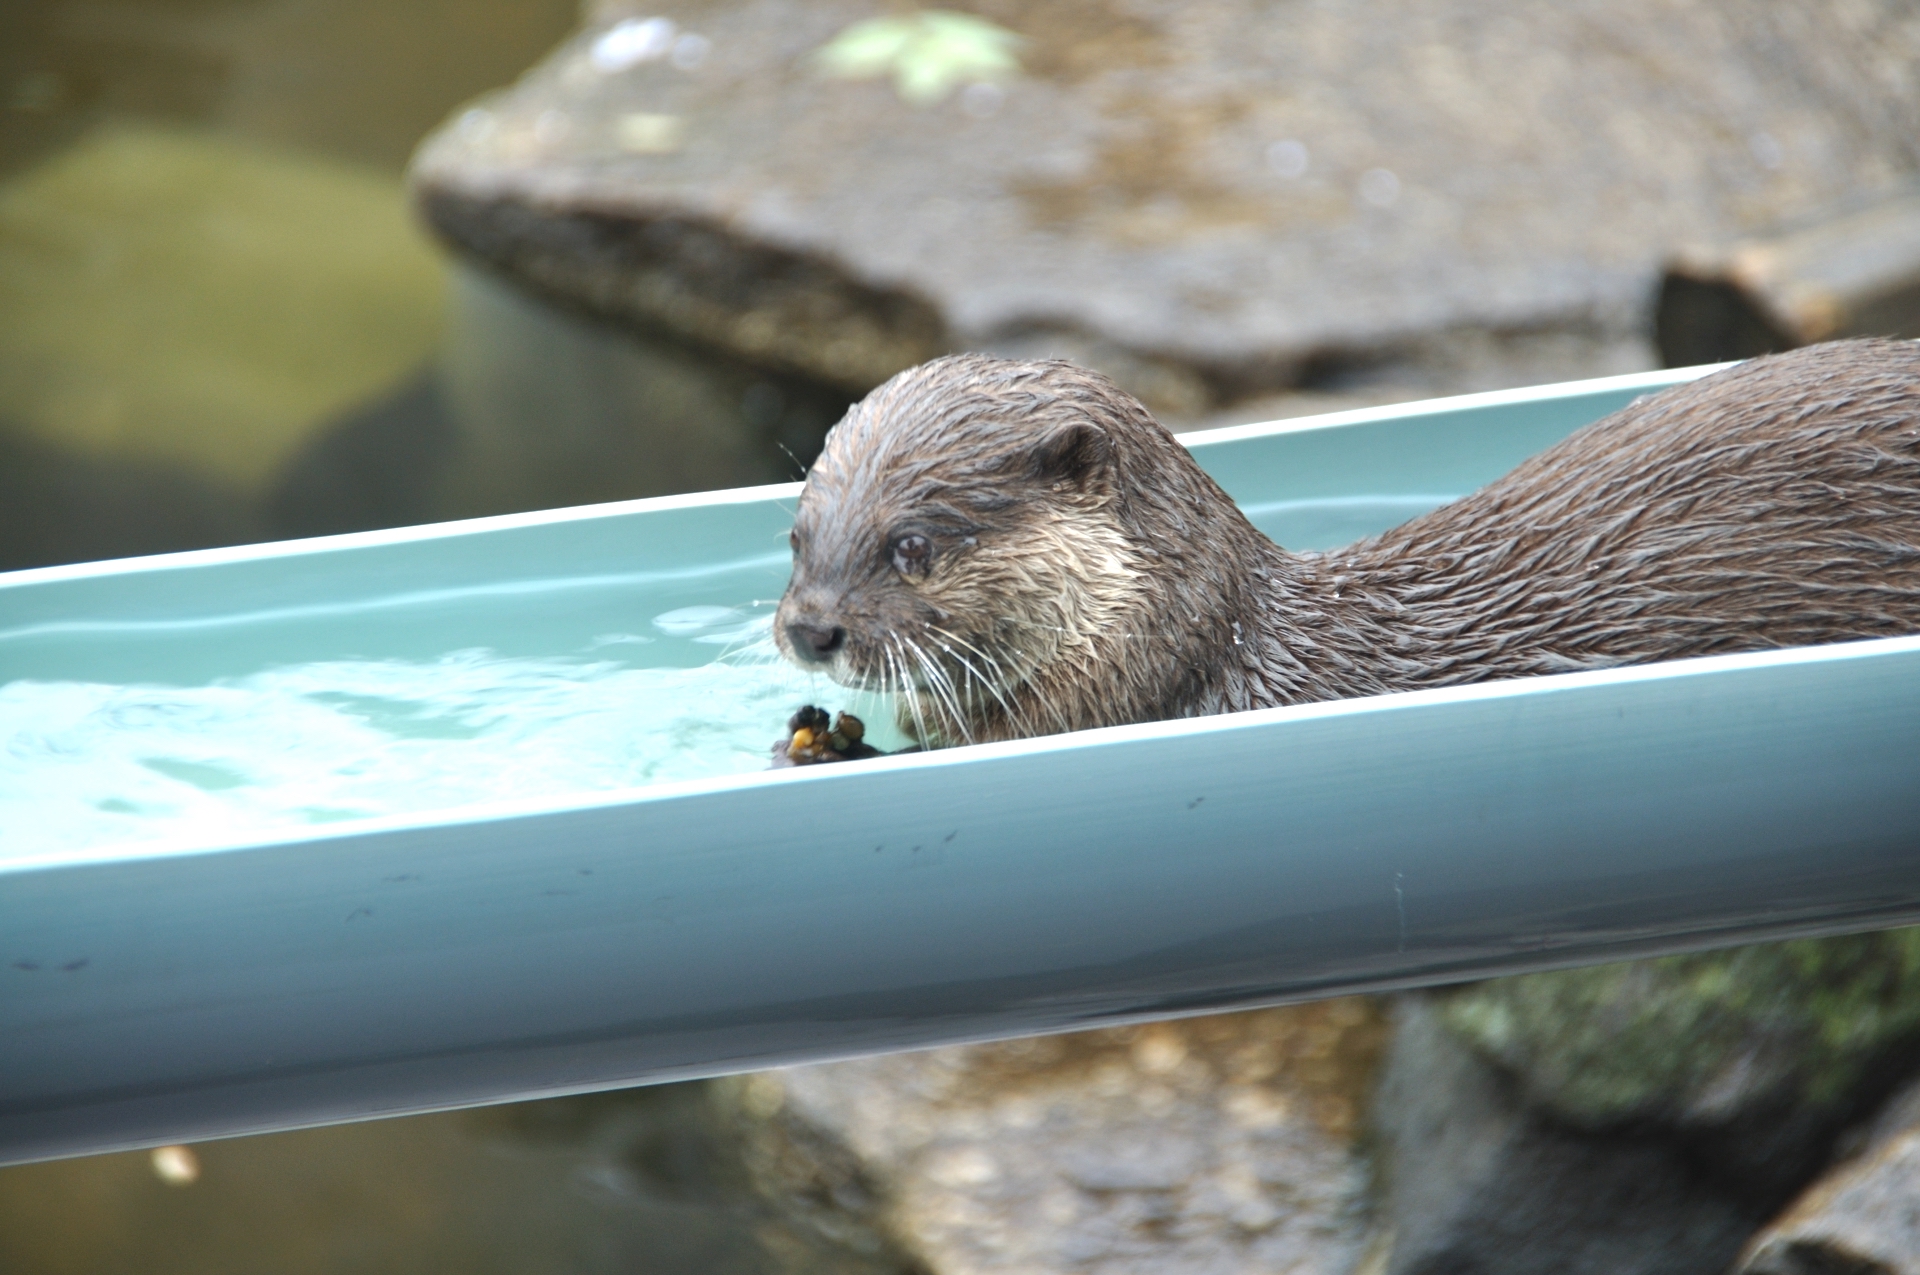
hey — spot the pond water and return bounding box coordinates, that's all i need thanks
[0,0,849,575]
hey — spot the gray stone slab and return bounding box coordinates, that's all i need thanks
[718,1001,1389,1275]
[1736,1077,1920,1275]
[411,0,1920,410]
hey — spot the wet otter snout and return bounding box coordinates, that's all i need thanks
[783,617,847,664]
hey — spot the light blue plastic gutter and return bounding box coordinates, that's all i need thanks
[7,364,1920,1168]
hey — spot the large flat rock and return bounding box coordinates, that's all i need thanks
[0,124,445,495]
[411,0,1920,409]
[1736,1078,1920,1275]
[717,1000,1389,1274]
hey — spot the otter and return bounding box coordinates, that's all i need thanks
[773,339,1920,751]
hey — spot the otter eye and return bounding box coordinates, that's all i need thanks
[890,533,932,576]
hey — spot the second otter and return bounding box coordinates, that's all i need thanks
[775,340,1920,749]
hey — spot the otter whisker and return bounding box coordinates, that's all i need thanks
[898,638,950,730]
[715,630,782,664]
[926,625,1036,739]
[902,635,974,745]
[927,625,1022,711]
[909,644,966,745]
[887,637,932,748]
[905,638,964,746]
[774,441,809,484]
[879,640,902,736]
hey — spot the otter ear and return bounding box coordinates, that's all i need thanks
[1025,421,1112,490]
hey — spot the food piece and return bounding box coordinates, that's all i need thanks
[771,705,883,766]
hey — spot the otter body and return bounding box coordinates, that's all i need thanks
[775,340,1920,748]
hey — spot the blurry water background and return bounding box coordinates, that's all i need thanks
[0,0,551,566]
[0,0,855,575]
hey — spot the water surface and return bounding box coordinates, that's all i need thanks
[1,603,900,862]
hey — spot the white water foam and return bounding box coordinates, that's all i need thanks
[1,626,889,859]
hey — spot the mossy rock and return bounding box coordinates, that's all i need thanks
[1438,929,1920,1133]
[0,124,444,495]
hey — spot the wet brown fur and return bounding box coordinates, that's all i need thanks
[775,340,1920,747]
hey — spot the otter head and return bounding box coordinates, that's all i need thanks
[775,355,1256,746]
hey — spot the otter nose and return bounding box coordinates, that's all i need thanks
[786,621,847,664]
